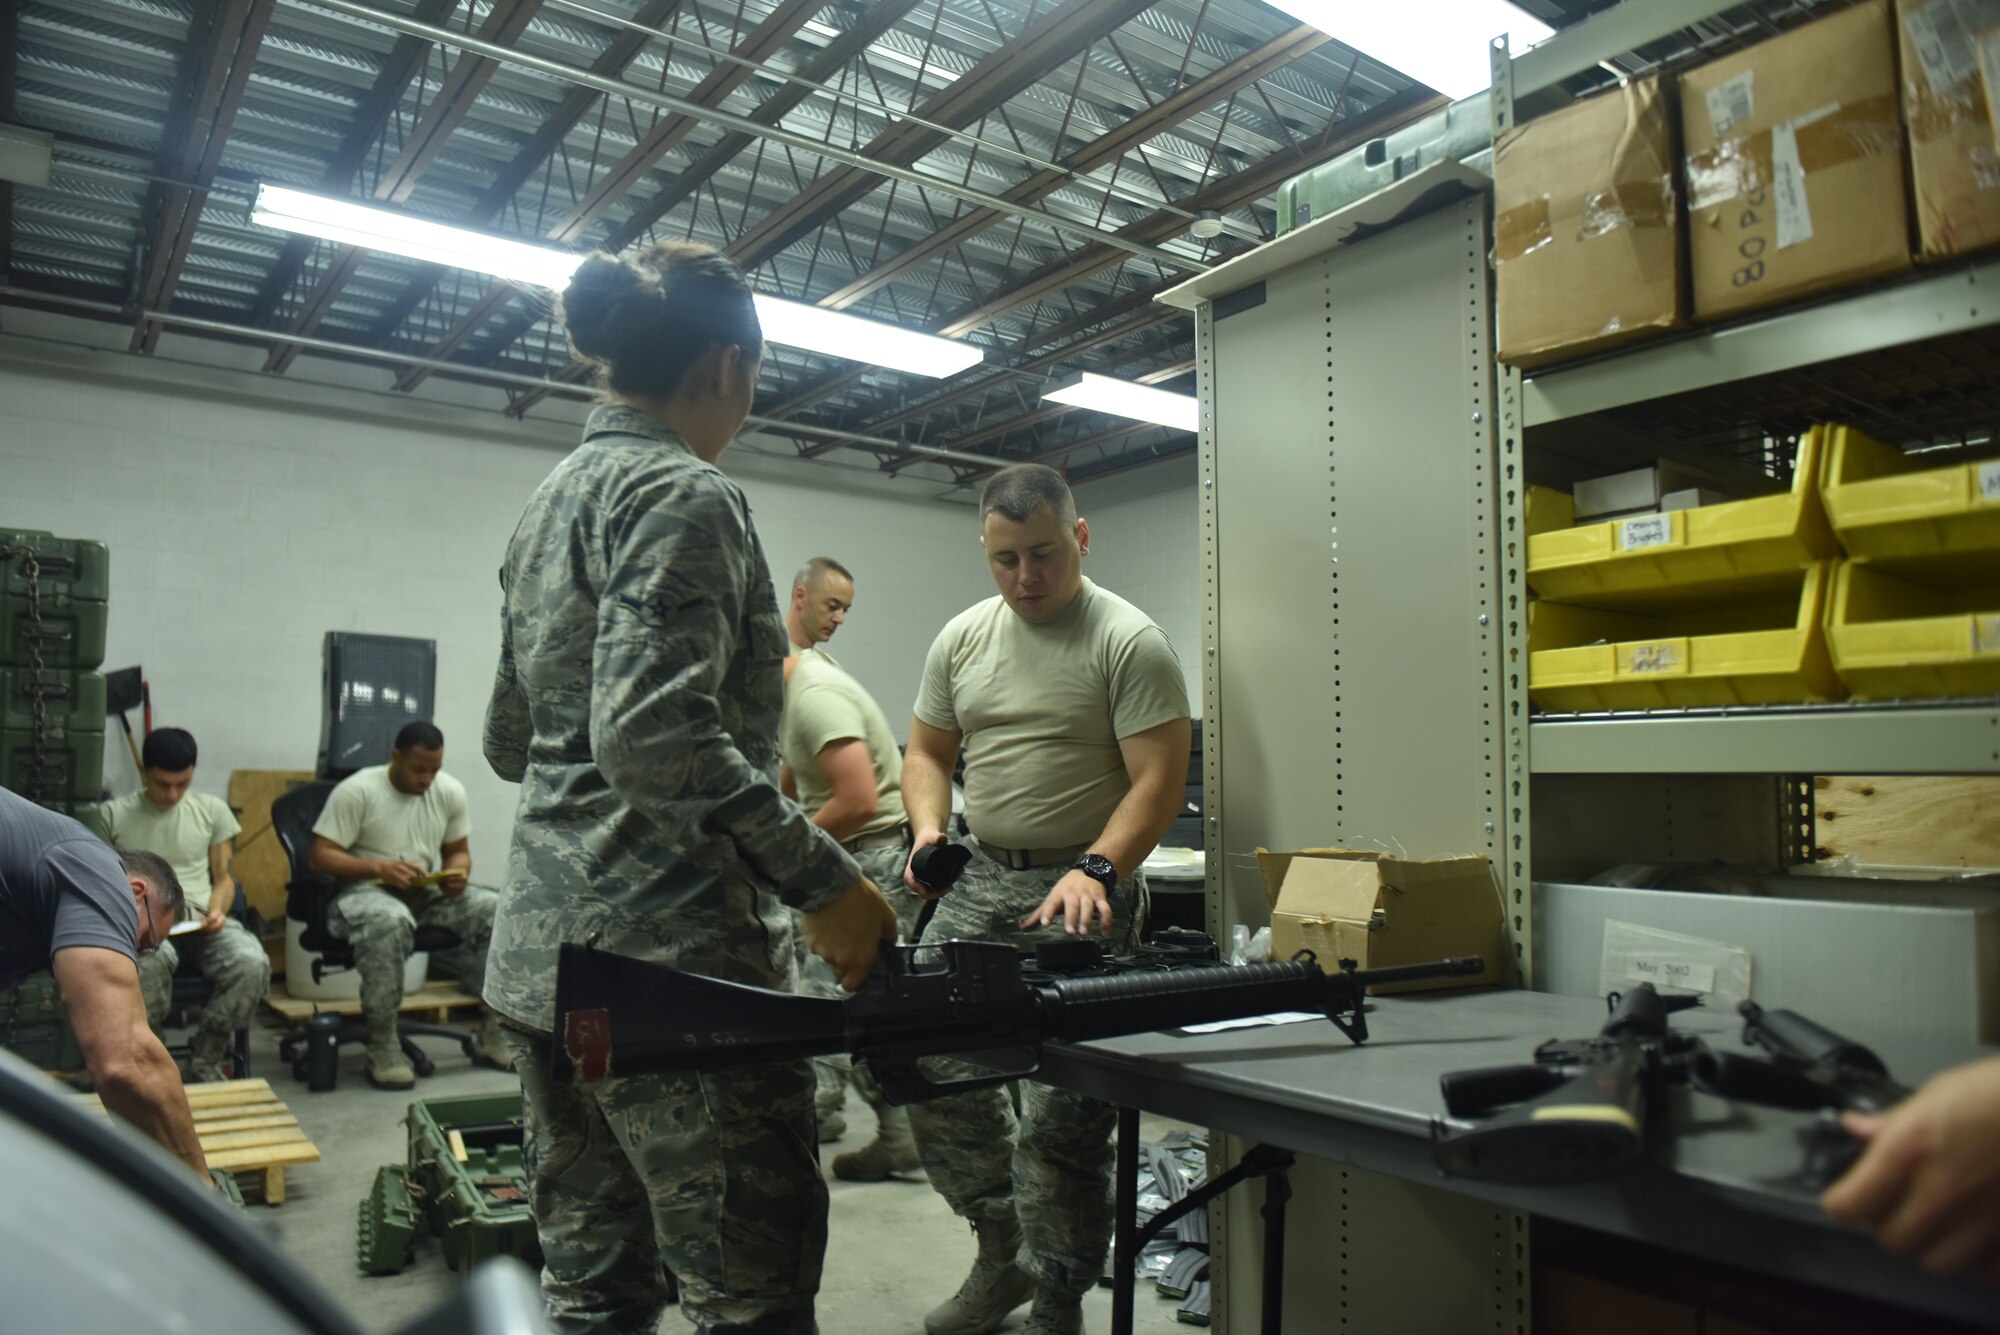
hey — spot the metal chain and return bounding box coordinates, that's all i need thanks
[2,543,52,801]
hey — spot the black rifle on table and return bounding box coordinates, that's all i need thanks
[1432,982,1703,1184]
[552,936,1485,1104]
[1691,1000,1910,1188]
[1433,986,1911,1188]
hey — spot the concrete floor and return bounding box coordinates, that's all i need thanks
[220,1016,1193,1335]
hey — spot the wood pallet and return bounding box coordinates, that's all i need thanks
[263,979,481,1026]
[87,1077,320,1205]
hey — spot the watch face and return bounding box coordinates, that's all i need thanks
[1079,853,1116,883]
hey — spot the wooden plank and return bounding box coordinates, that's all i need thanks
[263,1165,285,1205]
[188,1102,286,1123]
[263,979,479,1023]
[1814,776,2000,871]
[207,1142,320,1170]
[203,1135,316,1151]
[226,769,316,942]
[189,1114,299,1135]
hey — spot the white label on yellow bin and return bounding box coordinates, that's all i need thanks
[1975,615,2000,655]
[1977,461,2000,504]
[1624,642,1682,674]
[1618,515,1673,551]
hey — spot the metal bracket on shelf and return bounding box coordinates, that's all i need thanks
[1780,775,1818,868]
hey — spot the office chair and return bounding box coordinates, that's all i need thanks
[270,781,473,1080]
[160,877,256,1079]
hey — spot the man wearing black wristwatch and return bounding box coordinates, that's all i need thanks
[901,464,1192,1335]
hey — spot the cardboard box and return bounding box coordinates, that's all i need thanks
[1680,0,1910,321]
[228,768,316,974]
[1255,848,1504,993]
[1899,0,2000,261]
[1495,75,1684,368]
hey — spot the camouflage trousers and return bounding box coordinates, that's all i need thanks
[791,843,923,1115]
[138,919,272,1051]
[328,884,497,1023]
[503,1027,825,1335]
[904,845,1146,1300]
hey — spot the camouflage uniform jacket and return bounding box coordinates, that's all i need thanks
[483,403,858,1033]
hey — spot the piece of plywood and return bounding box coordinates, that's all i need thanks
[1814,776,2000,871]
[226,769,316,954]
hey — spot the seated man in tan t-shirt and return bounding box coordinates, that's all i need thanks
[899,464,1192,1335]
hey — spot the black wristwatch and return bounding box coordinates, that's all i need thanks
[1072,852,1118,893]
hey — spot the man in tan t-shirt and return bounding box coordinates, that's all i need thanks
[779,561,924,1180]
[901,464,1191,1335]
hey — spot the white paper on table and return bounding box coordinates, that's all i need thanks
[1178,1011,1322,1035]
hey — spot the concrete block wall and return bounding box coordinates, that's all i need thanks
[0,348,1007,875]
[1072,472,1203,714]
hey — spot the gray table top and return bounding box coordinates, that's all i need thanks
[1034,986,2000,1328]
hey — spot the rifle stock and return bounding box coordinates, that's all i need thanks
[553,940,1485,1102]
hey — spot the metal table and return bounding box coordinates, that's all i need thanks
[1034,988,2000,1330]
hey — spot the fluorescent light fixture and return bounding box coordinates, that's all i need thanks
[753,295,982,378]
[249,184,983,378]
[1262,2,1554,100]
[251,184,580,288]
[1042,372,1198,433]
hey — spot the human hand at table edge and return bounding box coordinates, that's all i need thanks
[1821,1054,2000,1287]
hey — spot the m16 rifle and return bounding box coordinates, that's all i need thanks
[1690,1000,1910,1187]
[552,937,1485,1103]
[1434,989,1912,1188]
[1432,983,1703,1184]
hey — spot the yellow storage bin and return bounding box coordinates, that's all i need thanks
[1822,426,2000,583]
[1527,429,1836,609]
[1828,562,2000,700]
[1528,563,1844,710]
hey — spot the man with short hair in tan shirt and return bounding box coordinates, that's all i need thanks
[779,554,923,1180]
[900,463,1191,1335]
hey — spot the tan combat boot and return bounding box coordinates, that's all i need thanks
[1021,1289,1085,1335]
[924,1215,1037,1335]
[186,1029,232,1084]
[832,1102,925,1181]
[366,1017,415,1089]
[469,1012,515,1070]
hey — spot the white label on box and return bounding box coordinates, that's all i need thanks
[1601,919,1752,1006]
[1981,26,2000,146]
[1705,72,1755,138]
[1618,514,1673,551]
[1771,106,1839,251]
[1907,0,1981,91]
[1977,460,2000,503]
[1975,614,2000,655]
[1624,642,1680,674]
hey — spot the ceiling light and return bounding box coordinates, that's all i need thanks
[0,124,54,189]
[248,185,983,379]
[753,295,982,378]
[1043,372,1198,432]
[1189,210,1225,240]
[251,184,580,288]
[1262,2,1554,100]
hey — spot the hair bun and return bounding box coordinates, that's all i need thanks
[558,241,760,401]
[562,253,656,362]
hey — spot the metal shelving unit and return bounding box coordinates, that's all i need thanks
[1531,700,2000,774]
[1165,2,2000,1329]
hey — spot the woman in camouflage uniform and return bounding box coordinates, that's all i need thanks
[482,241,897,1335]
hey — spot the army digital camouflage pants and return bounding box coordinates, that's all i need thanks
[904,846,1146,1300]
[328,885,497,1022]
[138,919,271,1049]
[503,1027,825,1335]
[791,844,922,1112]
